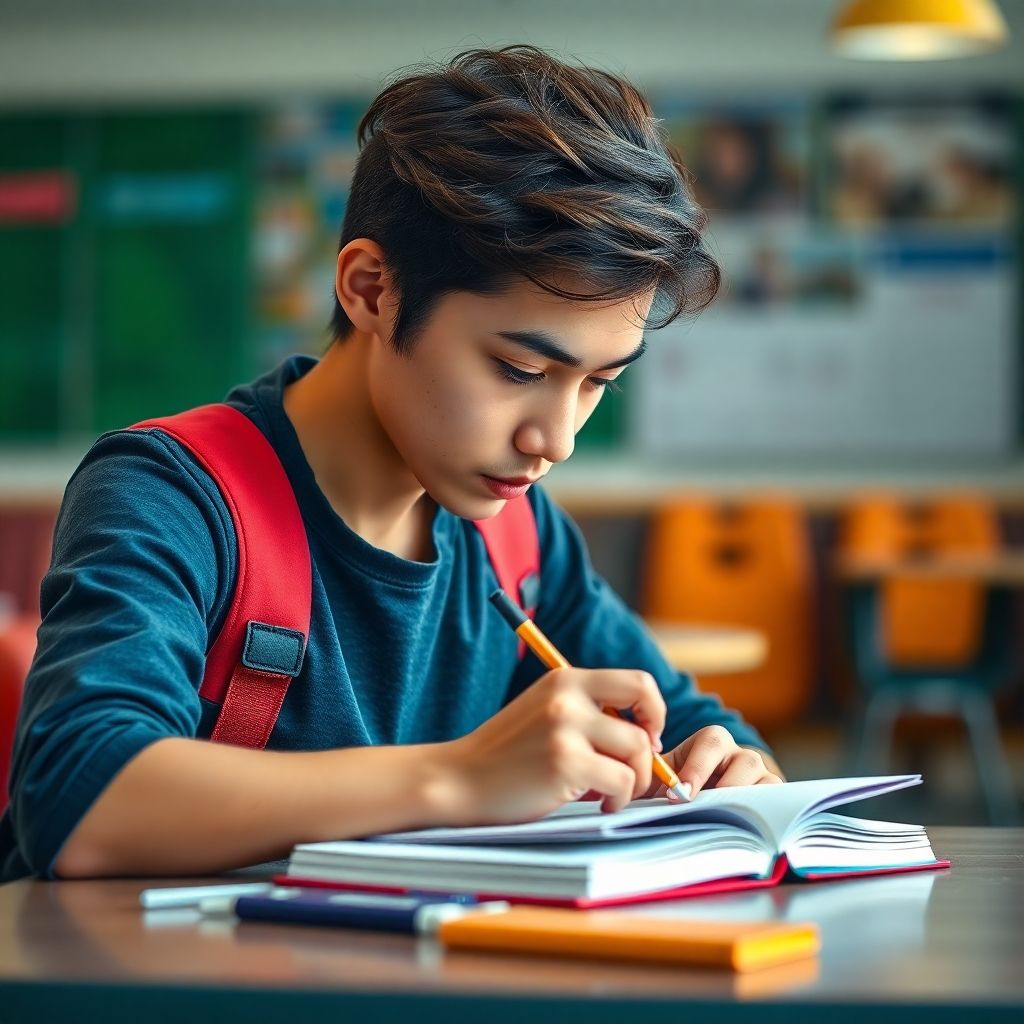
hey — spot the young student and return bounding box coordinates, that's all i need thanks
[0,45,782,882]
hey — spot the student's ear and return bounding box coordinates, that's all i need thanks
[334,238,400,342]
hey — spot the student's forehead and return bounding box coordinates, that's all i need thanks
[452,282,652,337]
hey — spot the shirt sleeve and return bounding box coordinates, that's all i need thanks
[505,486,772,757]
[6,428,236,878]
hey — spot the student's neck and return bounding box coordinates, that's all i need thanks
[282,340,436,562]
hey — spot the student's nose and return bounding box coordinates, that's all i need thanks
[514,392,576,465]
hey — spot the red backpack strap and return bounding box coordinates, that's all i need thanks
[474,495,540,658]
[131,404,311,749]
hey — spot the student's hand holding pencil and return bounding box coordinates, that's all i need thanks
[438,665,667,825]
[641,726,785,800]
[478,589,781,813]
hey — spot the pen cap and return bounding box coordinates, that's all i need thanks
[199,896,239,916]
[414,901,510,935]
[200,887,303,916]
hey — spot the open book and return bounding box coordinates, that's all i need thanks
[285,776,948,908]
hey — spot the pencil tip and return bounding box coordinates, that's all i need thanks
[669,781,693,803]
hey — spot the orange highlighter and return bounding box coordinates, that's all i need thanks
[434,905,820,972]
[488,588,691,802]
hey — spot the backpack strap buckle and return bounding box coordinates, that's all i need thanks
[241,621,306,677]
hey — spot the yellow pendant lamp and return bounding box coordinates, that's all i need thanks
[831,0,1009,59]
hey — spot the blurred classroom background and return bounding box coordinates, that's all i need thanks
[2,0,1024,825]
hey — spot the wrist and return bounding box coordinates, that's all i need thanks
[413,738,482,828]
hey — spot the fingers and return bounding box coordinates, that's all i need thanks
[574,668,667,749]
[668,727,780,797]
[583,713,653,800]
[544,724,636,812]
[572,749,639,814]
[668,724,733,797]
[534,669,668,812]
[715,748,779,788]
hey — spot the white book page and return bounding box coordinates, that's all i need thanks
[368,776,922,851]
[290,831,772,900]
[294,828,763,867]
[785,812,936,873]
[785,837,936,872]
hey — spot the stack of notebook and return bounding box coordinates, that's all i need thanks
[283,775,948,908]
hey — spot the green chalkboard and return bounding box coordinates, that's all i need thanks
[0,103,635,450]
[574,383,628,450]
[0,115,75,439]
[89,110,255,431]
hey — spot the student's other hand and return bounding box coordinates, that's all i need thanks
[437,667,666,825]
[647,726,784,800]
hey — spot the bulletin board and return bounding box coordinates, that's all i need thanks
[634,231,1017,459]
[628,92,1020,461]
[0,92,1020,463]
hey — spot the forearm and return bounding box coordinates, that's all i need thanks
[53,736,466,878]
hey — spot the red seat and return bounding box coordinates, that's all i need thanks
[0,616,39,812]
[0,503,55,812]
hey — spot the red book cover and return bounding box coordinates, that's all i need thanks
[273,855,949,909]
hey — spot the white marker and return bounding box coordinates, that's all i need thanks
[139,881,275,910]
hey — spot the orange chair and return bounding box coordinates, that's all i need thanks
[0,616,39,813]
[642,497,815,734]
[838,494,1019,824]
[839,494,998,667]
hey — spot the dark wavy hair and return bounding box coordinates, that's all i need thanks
[330,45,720,352]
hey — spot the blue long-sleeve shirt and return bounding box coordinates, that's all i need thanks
[0,355,769,880]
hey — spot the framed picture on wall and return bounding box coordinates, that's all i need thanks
[819,93,1015,229]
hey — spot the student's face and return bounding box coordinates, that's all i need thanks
[368,280,653,520]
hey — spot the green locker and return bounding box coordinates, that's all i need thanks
[90,110,254,431]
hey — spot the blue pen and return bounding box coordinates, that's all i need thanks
[200,888,508,934]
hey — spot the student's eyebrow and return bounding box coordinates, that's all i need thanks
[495,330,647,372]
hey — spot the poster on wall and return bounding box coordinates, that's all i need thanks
[820,93,1015,229]
[253,102,364,367]
[632,95,1018,462]
[657,99,808,218]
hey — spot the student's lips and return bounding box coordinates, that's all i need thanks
[481,474,540,499]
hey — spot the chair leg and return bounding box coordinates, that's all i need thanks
[849,691,901,776]
[960,692,1021,827]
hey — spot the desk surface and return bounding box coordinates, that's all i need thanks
[2,827,1022,1022]
[837,551,1024,584]
[645,622,768,675]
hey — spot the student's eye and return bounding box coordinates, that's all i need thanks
[493,359,546,386]
[585,376,623,395]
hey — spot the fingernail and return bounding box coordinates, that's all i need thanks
[653,736,663,752]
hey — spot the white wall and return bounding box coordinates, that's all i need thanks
[1,0,1022,106]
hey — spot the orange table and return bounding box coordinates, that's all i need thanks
[644,622,768,675]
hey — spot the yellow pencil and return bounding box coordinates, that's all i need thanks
[488,589,691,802]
